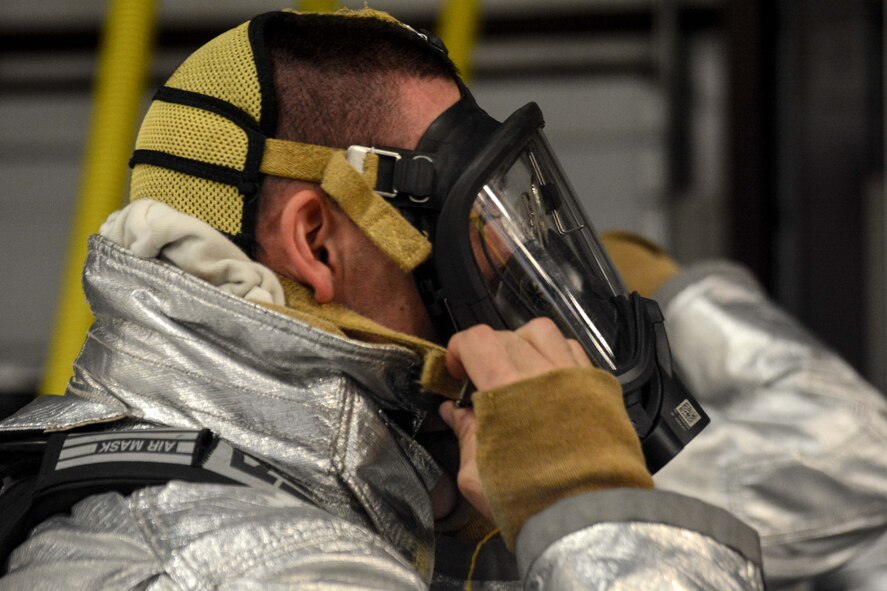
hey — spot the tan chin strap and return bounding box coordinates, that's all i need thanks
[263,276,464,400]
[261,138,432,272]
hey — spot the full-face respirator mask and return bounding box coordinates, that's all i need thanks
[348,86,709,473]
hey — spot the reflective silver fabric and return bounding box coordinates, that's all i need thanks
[2,238,765,589]
[4,483,426,590]
[527,522,764,591]
[655,261,887,589]
[5,235,440,581]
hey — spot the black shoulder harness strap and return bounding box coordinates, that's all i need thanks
[0,428,309,572]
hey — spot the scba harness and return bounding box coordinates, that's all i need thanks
[0,427,309,572]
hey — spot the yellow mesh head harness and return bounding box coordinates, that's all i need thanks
[129,9,431,272]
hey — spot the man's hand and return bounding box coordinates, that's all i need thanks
[439,318,592,520]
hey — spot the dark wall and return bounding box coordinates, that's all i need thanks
[727,0,884,373]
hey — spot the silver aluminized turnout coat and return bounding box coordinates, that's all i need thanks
[0,236,763,590]
[654,262,887,589]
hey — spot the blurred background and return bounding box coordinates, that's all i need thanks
[0,0,884,406]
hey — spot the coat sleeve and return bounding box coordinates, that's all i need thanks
[515,488,764,590]
[652,261,887,588]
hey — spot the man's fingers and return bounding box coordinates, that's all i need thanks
[439,401,493,520]
[439,401,479,483]
[446,321,596,391]
[567,338,594,367]
[447,325,522,391]
[439,400,468,435]
[515,317,580,369]
[444,346,469,381]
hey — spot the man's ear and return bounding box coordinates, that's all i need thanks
[277,188,337,304]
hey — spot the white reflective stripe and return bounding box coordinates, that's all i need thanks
[204,441,272,491]
[56,449,193,470]
[59,442,99,460]
[203,441,307,502]
[55,439,197,469]
[62,430,200,446]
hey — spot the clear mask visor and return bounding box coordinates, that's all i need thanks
[468,130,629,370]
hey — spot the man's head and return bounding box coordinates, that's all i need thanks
[255,74,460,340]
[254,13,461,339]
[128,9,461,339]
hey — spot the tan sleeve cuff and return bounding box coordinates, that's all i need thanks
[473,367,653,548]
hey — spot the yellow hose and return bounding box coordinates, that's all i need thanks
[437,0,481,83]
[40,0,157,395]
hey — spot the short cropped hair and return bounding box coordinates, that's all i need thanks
[264,13,459,150]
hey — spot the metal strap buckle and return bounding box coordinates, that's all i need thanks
[346,145,402,198]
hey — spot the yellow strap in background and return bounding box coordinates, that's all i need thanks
[40,0,158,395]
[436,0,482,84]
